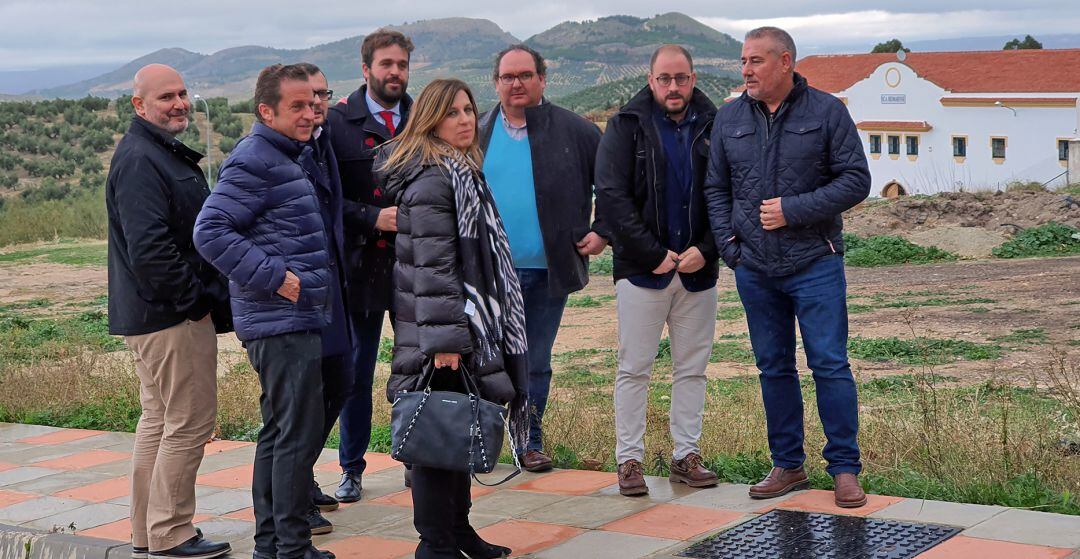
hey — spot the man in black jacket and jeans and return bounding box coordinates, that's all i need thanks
[596,46,720,497]
[106,63,231,559]
[478,44,607,472]
[704,27,871,508]
[326,29,415,500]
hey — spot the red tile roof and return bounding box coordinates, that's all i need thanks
[856,121,933,132]
[792,49,1080,94]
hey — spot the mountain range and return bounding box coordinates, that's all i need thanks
[29,13,742,107]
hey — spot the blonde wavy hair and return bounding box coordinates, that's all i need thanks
[379,78,483,173]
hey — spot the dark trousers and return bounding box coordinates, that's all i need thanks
[337,310,384,474]
[516,269,568,452]
[734,254,862,476]
[411,465,472,554]
[247,331,325,559]
[309,352,351,504]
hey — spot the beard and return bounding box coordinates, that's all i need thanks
[155,110,189,135]
[664,93,690,116]
[368,74,407,105]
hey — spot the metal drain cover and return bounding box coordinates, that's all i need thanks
[677,509,961,559]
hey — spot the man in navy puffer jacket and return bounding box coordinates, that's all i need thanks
[704,27,871,509]
[195,64,333,559]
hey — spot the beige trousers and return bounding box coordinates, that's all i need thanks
[125,315,217,551]
[614,276,717,464]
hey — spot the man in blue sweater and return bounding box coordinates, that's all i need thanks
[195,64,335,559]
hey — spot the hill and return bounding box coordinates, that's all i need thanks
[33,13,741,107]
[555,73,741,117]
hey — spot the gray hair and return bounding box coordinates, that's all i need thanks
[745,26,797,62]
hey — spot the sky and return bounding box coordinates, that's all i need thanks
[3,0,1080,71]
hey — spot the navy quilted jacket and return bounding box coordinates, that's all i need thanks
[194,123,331,342]
[704,73,870,277]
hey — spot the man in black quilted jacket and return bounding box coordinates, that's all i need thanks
[703,26,871,508]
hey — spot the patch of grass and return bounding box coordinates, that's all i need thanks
[867,294,996,310]
[377,337,393,363]
[0,242,107,267]
[588,251,613,275]
[844,233,958,267]
[969,307,990,314]
[566,294,614,308]
[710,341,756,364]
[0,187,107,247]
[559,365,613,387]
[848,303,875,314]
[991,328,1049,346]
[716,305,745,321]
[992,222,1080,259]
[848,336,1003,365]
[717,290,741,303]
[0,309,123,363]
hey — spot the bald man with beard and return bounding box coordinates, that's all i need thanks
[106,64,232,559]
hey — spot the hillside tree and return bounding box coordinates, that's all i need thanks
[871,39,910,54]
[1003,35,1042,50]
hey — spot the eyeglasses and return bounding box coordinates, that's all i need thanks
[654,74,691,87]
[314,89,334,100]
[497,72,536,85]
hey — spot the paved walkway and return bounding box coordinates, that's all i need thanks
[1,423,1078,558]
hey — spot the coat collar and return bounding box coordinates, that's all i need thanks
[619,85,717,123]
[250,122,307,158]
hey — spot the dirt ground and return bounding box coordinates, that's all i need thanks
[845,189,1080,258]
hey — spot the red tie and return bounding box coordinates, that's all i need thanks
[378,110,396,137]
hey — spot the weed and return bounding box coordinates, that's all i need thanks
[848,304,875,314]
[710,341,756,364]
[566,294,614,308]
[0,308,122,363]
[716,305,745,321]
[848,336,1002,365]
[588,251,613,275]
[717,290,741,303]
[377,337,393,363]
[992,222,1080,259]
[992,328,1049,346]
[0,242,107,267]
[844,233,957,267]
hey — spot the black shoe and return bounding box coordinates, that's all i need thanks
[415,541,465,559]
[334,471,362,503]
[307,507,333,535]
[148,535,230,559]
[456,528,510,559]
[300,546,336,559]
[312,480,339,512]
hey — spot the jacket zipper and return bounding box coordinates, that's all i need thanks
[685,123,710,252]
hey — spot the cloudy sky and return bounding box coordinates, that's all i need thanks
[3,0,1080,71]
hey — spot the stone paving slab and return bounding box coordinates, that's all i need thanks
[1,423,1079,559]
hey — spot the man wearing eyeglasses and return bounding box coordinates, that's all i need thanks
[478,44,608,473]
[596,45,720,497]
[296,63,353,536]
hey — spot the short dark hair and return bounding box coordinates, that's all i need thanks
[295,62,322,78]
[253,63,310,123]
[745,26,797,62]
[650,45,694,73]
[361,29,414,68]
[493,44,547,80]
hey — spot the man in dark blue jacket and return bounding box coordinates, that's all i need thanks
[596,45,720,497]
[195,64,334,559]
[704,27,871,508]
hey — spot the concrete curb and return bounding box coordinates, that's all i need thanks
[0,523,132,559]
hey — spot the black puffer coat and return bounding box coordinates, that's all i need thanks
[379,156,517,405]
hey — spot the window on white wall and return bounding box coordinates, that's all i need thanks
[887,135,900,155]
[906,136,919,156]
[991,137,1007,159]
[869,134,882,154]
[1059,140,1070,162]
[952,136,967,157]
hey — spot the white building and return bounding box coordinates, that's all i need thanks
[773,49,1080,195]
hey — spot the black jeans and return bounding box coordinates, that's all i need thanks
[247,331,325,559]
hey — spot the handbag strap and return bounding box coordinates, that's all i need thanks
[468,399,522,487]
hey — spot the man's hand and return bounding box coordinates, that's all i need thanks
[652,250,679,274]
[434,353,461,370]
[277,271,301,303]
[575,231,608,256]
[759,197,787,230]
[375,206,398,232]
[676,247,705,273]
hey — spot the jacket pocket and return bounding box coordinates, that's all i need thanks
[782,121,824,159]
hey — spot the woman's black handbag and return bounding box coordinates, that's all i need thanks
[390,362,521,485]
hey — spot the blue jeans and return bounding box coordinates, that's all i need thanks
[517,268,568,453]
[734,254,861,476]
[337,310,384,474]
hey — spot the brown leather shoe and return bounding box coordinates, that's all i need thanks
[833,473,867,508]
[519,450,554,473]
[617,459,648,496]
[748,466,810,499]
[670,453,719,488]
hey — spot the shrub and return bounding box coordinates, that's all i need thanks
[844,233,957,267]
[992,222,1080,258]
[218,136,238,154]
